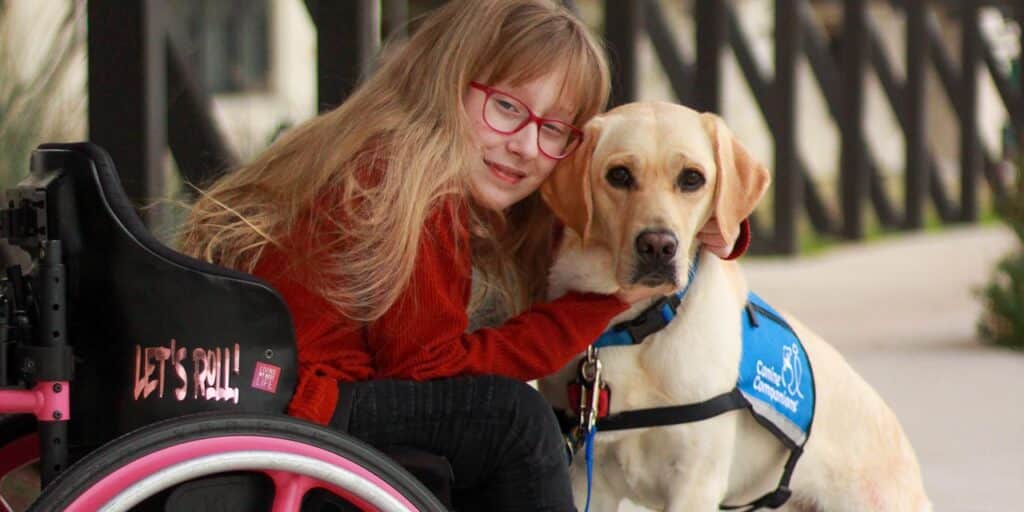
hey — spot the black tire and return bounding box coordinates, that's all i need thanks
[28,412,447,512]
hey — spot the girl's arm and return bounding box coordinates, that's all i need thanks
[367,203,628,381]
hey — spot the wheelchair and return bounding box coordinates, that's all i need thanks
[0,143,451,511]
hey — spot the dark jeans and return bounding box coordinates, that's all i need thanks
[331,375,575,512]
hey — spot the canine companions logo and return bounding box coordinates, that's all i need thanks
[752,342,805,414]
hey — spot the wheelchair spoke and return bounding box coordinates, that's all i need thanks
[266,470,315,511]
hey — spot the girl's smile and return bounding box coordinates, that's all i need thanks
[485,159,527,185]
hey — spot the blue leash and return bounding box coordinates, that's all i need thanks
[584,426,597,512]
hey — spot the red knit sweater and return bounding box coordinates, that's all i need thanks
[254,201,631,425]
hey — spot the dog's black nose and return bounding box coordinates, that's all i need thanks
[635,230,678,263]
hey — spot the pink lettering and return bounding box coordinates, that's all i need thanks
[133,341,242,404]
[171,339,187,401]
[133,345,158,400]
[146,346,170,398]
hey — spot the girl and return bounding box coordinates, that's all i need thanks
[180,0,748,509]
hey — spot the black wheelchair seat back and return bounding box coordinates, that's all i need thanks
[22,143,297,450]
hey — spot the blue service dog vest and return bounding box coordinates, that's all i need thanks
[738,292,816,448]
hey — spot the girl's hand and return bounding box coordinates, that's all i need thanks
[697,217,736,259]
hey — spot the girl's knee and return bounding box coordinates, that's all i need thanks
[496,378,563,449]
[488,377,555,424]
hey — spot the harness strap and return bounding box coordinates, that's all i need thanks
[719,447,802,511]
[595,388,747,432]
[582,386,803,511]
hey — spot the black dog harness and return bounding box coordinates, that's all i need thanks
[560,254,816,511]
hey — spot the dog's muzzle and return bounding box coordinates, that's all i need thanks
[632,229,678,286]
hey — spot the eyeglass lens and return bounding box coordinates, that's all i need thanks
[483,92,580,158]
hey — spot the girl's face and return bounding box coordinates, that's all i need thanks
[464,71,578,211]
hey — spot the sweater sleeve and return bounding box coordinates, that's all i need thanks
[367,204,628,382]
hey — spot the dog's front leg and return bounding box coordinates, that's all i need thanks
[663,474,729,512]
[660,445,732,512]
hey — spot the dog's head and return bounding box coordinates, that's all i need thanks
[541,102,770,294]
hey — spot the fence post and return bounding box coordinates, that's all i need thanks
[645,0,694,104]
[88,0,167,221]
[840,0,868,239]
[307,0,380,112]
[773,0,801,254]
[904,1,928,229]
[960,1,981,222]
[605,0,641,107]
[695,0,725,113]
[166,37,238,188]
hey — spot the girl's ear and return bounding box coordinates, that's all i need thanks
[541,117,604,244]
[699,113,771,250]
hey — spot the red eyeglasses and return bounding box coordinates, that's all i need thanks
[469,81,583,160]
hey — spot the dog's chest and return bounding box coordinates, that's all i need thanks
[589,414,741,509]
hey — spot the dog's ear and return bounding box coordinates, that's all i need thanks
[541,117,604,243]
[700,113,771,247]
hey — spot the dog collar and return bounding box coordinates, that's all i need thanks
[592,250,702,349]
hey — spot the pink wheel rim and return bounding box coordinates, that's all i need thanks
[64,436,419,511]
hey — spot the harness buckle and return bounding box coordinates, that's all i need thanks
[586,365,601,431]
[613,295,676,344]
[576,346,603,432]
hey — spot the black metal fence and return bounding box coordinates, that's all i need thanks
[86,0,1023,254]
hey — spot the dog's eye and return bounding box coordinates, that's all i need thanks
[606,166,634,189]
[677,169,705,191]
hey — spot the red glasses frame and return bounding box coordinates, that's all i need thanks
[469,81,584,160]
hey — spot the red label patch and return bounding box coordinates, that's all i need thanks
[251,362,281,393]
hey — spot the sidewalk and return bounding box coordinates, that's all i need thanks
[742,225,1022,511]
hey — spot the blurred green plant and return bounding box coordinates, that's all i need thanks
[979,159,1024,350]
[0,0,86,187]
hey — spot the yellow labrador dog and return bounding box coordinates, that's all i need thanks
[538,102,930,512]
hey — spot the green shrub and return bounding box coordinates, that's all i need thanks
[979,163,1024,350]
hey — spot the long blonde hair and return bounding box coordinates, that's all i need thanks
[179,0,610,322]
